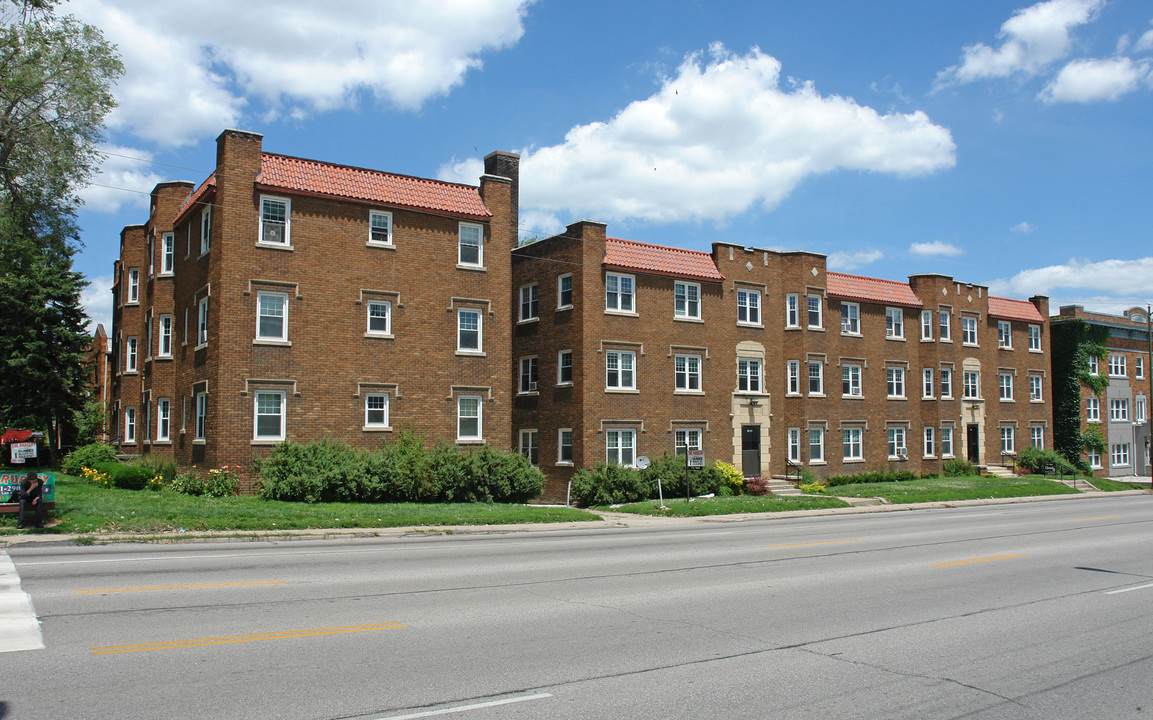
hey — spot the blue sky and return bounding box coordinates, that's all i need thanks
[67,0,1153,333]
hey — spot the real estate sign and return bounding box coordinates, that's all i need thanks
[9,442,37,464]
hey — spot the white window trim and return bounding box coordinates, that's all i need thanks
[605,272,636,315]
[787,428,801,463]
[886,367,905,400]
[737,289,761,327]
[674,354,703,393]
[258,195,292,247]
[606,350,637,391]
[843,427,863,461]
[557,273,573,310]
[519,429,539,467]
[457,395,483,442]
[806,294,823,330]
[808,360,824,396]
[842,364,862,398]
[366,300,392,337]
[1029,375,1043,402]
[1028,324,1042,352]
[606,428,637,468]
[885,307,904,340]
[127,268,140,304]
[785,294,800,328]
[786,360,801,396]
[197,297,209,347]
[519,356,539,395]
[364,393,390,430]
[456,308,483,354]
[519,283,540,322]
[125,336,138,373]
[808,427,825,464]
[158,314,173,358]
[674,281,702,320]
[368,210,393,246]
[962,316,978,346]
[941,426,954,458]
[923,426,935,458]
[840,303,860,335]
[557,428,574,465]
[1086,397,1100,422]
[999,373,1014,402]
[200,206,212,255]
[156,398,171,442]
[557,349,573,386]
[194,392,207,442]
[123,407,136,444]
[253,390,287,442]
[255,291,289,343]
[921,310,933,341]
[998,320,1012,349]
[458,222,485,268]
[922,368,934,399]
[738,357,763,394]
[160,233,175,275]
[887,427,907,460]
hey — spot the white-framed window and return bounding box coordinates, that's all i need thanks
[149,239,155,277]
[674,282,701,319]
[158,315,173,357]
[606,350,636,390]
[1086,397,1100,422]
[923,427,935,457]
[1111,442,1130,467]
[123,407,136,443]
[886,367,905,399]
[256,292,288,341]
[200,206,212,254]
[1137,356,1145,379]
[939,310,951,341]
[1000,426,1015,454]
[1137,396,1146,423]
[963,371,980,399]
[921,310,933,340]
[519,357,539,393]
[1110,399,1129,422]
[1088,355,1099,375]
[369,210,392,245]
[1109,354,1127,377]
[841,302,860,335]
[1028,324,1041,351]
[739,358,763,393]
[885,307,903,339]
[786,294,799,328]
[558,428,574,464]
[808,360,823,395]
[738,289,760,325]
[519,284,539,321]
[922,368,934,398]
[519,429,539,466]
[807,294,822,329]
[1030,426,1044,448]
[365,393,389,428]
[125,336,138,372]
[558,350,573,385]
[842,364,862,397]
[842,428,863,460]
[606,428,636,467]
[458,222,484,266]
[557,274,573,309]
[1029,375,1043,402]
[962,316,978,345]
[941,426,954,457]
[674,428,703,454]
[675,354,702,392]
[457,396,482,441]
[888,427,907,459]
[127,268,139,303]
[195,392,207,441]
[997,320,1012,349]
[999,373,1014,401]
[809,428,824,463]
[786,360,800,395]
[787,428,801,463]
[157,398,170,442]
[254,390,286,441]
[1087,448,1102,468]
[161,232,174,274]
[367,301,391,335]
[605,273,634,313]
[940,368,953,399]
[197,297,209,346]
[259,196,290,245]
[146,318,153,359]
[457,309,482,352]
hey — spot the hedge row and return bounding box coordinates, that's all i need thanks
[254,433,545,504]
[570,454,738,506]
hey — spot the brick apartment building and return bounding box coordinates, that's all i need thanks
[1051,306,1152,476]
[513,221,1053,498]
[110,129,519,473]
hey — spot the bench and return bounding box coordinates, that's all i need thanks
[0,501,55,514]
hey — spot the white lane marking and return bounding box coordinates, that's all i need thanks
[379,693,552,719]
[1105,581,1153,595]
[0,552,44,652]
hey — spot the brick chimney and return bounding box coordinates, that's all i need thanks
[482,151,519,248]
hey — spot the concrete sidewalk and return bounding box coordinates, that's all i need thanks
[1,487,1148,548]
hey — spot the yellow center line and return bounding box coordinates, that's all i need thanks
[764,539,864,549]
[90,622,406,655]
[929,553,1027,568]
[1069,516,1119,522]
[76,580,288,594]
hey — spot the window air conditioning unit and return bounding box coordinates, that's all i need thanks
[528,382,538,391]
[264,224,284,243]
[897,448,907,458]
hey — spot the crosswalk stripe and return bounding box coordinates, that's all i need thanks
[0,552,43,652]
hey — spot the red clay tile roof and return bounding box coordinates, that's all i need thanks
[602,237,724,282]
[988,296,1044,323]
[827,272,922,308]
[256,153,490,220]
[174,172,216,224]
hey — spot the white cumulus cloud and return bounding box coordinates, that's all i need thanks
[1011,222,1035,234]
[79,146,165,213]
[935,0,1105,88]
[1137,25,1153,52]
[987,257,1153,300]
[827,249,883,271]
[910,241,964,257]
[439,45,955,225]
[68,0,532,147]
[1040,56,1152,102]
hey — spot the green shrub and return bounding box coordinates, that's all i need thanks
[799,482,826,494]
[571,463,653,506]
[826,469,918,486]
[170,472,207,496]
[715,461,745,494]
[92,462,153,491]
[640,454,724,499]
[62,442,119,475]
[204,466,241,496]
[458,444,545,503]
[130,456,178,483]
[943,458,975,477]
[256,439,368,503]
[1016,446,1075,475]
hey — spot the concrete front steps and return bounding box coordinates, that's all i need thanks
[766,477,802,496]
[983,464,1016,478]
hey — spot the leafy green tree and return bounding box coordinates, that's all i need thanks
[0,0,122,457]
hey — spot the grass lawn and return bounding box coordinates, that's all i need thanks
[828,475,1080,503]
[1087,476,1147,492]
[604,494,850,516]
[0,472,599,537]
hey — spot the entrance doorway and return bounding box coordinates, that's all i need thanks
[742,425,761,478]
[967,424,980,464]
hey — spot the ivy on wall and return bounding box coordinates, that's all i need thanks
[1051,319,1109,467]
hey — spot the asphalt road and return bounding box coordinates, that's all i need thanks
[3,495,1153,719]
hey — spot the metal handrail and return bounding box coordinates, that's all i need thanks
[784,459,801,484]
[1000,451,1017,475]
